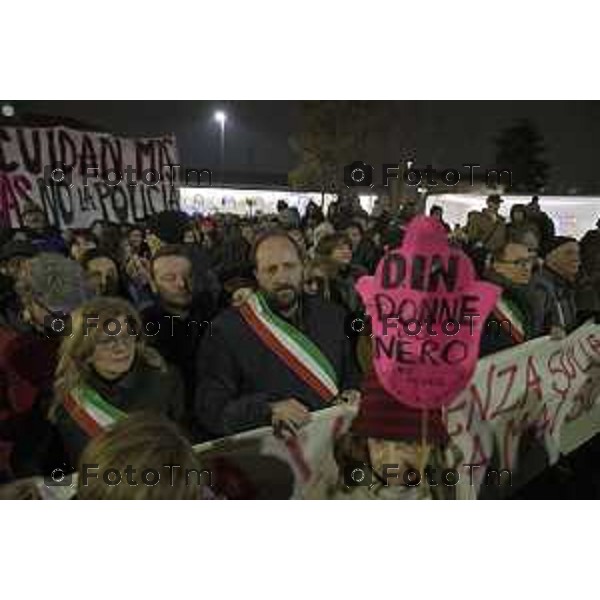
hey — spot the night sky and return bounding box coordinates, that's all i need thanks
[4,100,600,192]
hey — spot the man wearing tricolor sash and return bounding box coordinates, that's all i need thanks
[480,239,538,356]
[195,230,362,438]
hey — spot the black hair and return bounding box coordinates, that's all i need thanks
[150,244,192,273]
[80,248,119,270]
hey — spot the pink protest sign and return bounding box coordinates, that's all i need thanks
[356,216,501,409]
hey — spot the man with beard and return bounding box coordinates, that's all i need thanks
[195,230,362,438]
[141,245,214,429]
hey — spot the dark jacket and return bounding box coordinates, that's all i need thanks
[141,296,214,408]
[351,366,448,444]
[529,267,578,335]
[330,264,368,314]
[0,326,61,483]
[54,358,185,466]
[352,238,381,274]
[194,295,362,438]
[480,271,537,357]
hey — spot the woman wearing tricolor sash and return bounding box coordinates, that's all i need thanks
[50,297,185,467]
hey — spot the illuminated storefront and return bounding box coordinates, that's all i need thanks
[426,193,600,239]
[179,187,378,216]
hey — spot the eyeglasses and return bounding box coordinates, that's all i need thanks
[96,335,137,350]
[498,257,535,268]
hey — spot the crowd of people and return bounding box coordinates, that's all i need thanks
[0,192,599,499]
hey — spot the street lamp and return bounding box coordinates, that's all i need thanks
[214,111,227,184]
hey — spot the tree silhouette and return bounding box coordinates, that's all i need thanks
[495,119,549,193]
[288,101,376,196]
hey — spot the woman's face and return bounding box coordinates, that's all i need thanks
[91,315,137,381]
[304,267,327,296]
[331,243,353,266]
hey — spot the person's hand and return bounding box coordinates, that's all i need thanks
[271,399,311,437]
[0,477,42,500]
[231,287,253,307]
[126,256,151,285]
[337,389,362,407]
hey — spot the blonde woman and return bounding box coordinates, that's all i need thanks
[77,413,206,500]
[51,297,185,465]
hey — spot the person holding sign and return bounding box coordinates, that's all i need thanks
[348,216,500,496]
[195,230,362,438]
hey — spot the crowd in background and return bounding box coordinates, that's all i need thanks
[1,191,599,499]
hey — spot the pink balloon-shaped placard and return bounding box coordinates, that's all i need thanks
[356,216,501,409]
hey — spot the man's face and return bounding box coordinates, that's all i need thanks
[346,226,362,250]
[304,266,327,297]
[152,255,193,309]
[546,242,580,282]
[494,243,534,286]
[86,257,119,296]
[255,237,303,312]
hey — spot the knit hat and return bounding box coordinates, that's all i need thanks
[28,253,92,314]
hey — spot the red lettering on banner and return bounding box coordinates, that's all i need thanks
[488,363,519,420]
[0,172,27,227]
[586,334,600,357]
[537,391,569,437]
[535,405,551,438]
[525,355,543,401]
[446,398,467,437]
[569,340,593,374]
[561,348,576,380]
[466,363,496,430]
[503,411,533,469]
[548,349,571,401]
[467,434,490,467]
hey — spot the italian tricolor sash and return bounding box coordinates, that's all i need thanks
[63,385,127,437]
[238,293,339,402]
[492,295,526,345]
